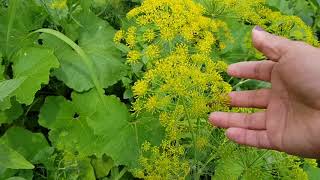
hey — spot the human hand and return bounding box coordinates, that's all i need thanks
[209,26,320,158]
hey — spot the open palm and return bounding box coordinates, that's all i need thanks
[210,27,320,158]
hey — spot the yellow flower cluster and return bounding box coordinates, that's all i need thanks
[143,29,156,43]
[126,27,137,49]
[215,0,318,45]
[133,45,231,118]
[145,45,161,60]
[134,141,190,180]
[127,0,204,41]
[50,0,67,9]
[126,50,141,64]
[132,44,231,178]
[114,0,233,66]
[116,0,233,177]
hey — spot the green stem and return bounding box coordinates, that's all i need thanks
[197,151,216,175]
[115,167,128,180]
[182,99,198,180]
[232,79,251,90]
[5,0,18,57]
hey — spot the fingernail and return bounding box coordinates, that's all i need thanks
[229,92,235,99]
[227,64,238,76]
[209,112,216,122]
[254,26,265,32]
[226,128,238,140]
[209,112,219,123]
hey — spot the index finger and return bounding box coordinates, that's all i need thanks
[228,60,275,82]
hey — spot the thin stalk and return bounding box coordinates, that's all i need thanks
[5,0,18,57]
[197,151,216,175]
[115,167,128,180]
[232,79,251,90]
[182,99,198,180]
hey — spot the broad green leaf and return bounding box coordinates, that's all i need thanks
[0,0,45,58]
[0,78,25,101]
[39,89,164,167]
[77,158,96,180]
[91,155,115,178]
[220,19,259,63]
[0,127,51,164]
[48,155,96,180]
[78,12,126,89]
[267,0,315,25]
[0,78,25,110]
[0,144,34,170]
[0,127,50,180]
[12,47,59,105]
[42,11,126,92]
[40,34,93,92]
[214,146,273,179]
[0,169,33,180]
[0,99,23,125]
[306,166,320,180]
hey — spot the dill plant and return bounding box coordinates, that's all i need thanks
[115,0,319,179]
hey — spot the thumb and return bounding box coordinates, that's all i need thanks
[252,26,292,61]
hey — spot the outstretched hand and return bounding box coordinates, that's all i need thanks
[209,26,320,158]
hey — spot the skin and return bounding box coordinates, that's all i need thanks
[209,27,320,158]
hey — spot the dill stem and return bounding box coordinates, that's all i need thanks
[182,99,199,180]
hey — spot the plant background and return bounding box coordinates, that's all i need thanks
[1,0,320,179]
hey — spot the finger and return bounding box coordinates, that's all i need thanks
[228,60,275,82]
[229,89,271,108]
[252,26,291,61]
[226,128,273,149]
[209,111,266,130]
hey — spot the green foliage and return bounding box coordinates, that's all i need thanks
[0,0,319,179]
[267,0,320,38]
[0,143,34,170]
[12,47,59,105]
[39,89,163,167]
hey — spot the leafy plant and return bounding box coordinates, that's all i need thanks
[0,0,319,179]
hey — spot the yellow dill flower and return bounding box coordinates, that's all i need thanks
[221,0,318,45]
[142,141,151,152]
[175,43,189,56]
[189,96,209,118]
[127,50,141,64]
[304,159,318,167]
[145,45,160,59]
[126,27,137,49]
[219,42,227,50]
[160,27,175,41]
[136,15,151,26]
[113,30,125,44]
[135,140,190,179]
[196,136,209,150]
[143,29,156,43]
[159,113,171,127]
[145,96,158,112]
[133,80,149,96]
[50,0,67,9]
[127,6,141,19]
[196,31,216,54]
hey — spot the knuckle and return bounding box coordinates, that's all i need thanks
[254,62,262,79]
[243,113,252,129]
[256,132,262,148]
[250,90,259,106]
